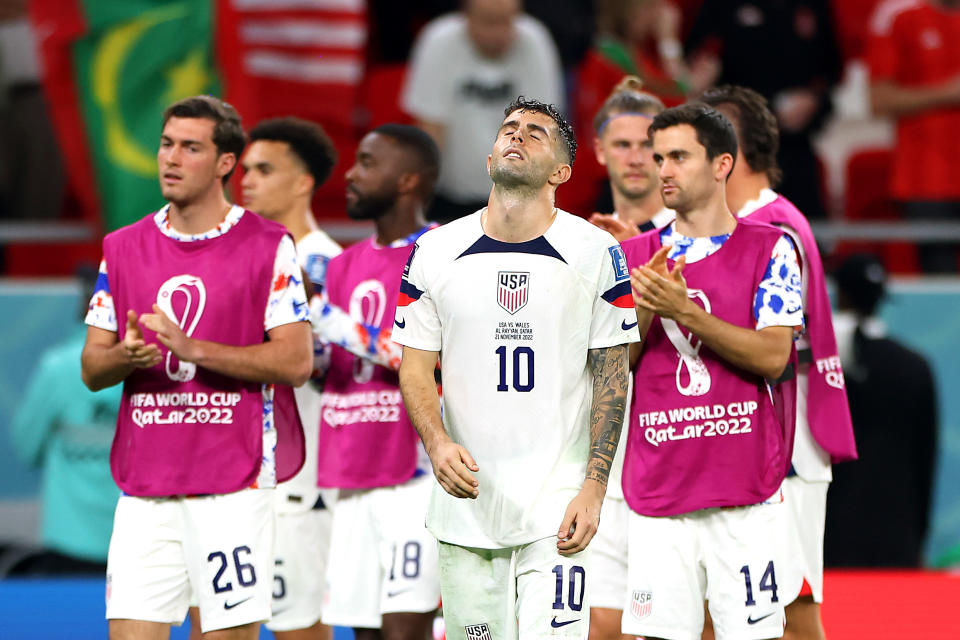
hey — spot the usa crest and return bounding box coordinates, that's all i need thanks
[497,271,529,315]
[630,590,652,619]
[464,623,492,640]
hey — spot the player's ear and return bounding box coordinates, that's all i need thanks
[715,152,734,182]
[294,172,314,198]
[217,152,237,180]
[397,172,420,196]
[593,137,607,166]
[549,163,572,187]
[486,154,492,176]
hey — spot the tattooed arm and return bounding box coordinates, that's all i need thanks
[557,343,630,556]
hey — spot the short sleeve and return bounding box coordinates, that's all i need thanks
[754,235,804,331]
[265,235,310,331]
[391,242,442,352]
[298,231,341,292]
[590,243,642,348]
[85,258,118,332]
[401,21,454,123]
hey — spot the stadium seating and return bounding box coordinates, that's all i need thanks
[838,147,920,274]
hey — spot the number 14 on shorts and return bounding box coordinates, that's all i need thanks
[740,560,778,612]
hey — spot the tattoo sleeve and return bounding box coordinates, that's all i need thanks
[585,343,630,486]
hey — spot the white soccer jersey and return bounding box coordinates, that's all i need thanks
[393,209,640,549]
[278,229,342,513]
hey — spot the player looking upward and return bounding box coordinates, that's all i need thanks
[700,85,857,640]
[620,103,802,640]
[395,97,637,640]
[82,95,313,640]
[589,76,672,244]
[317,124,442,640]
[240,116,341,640]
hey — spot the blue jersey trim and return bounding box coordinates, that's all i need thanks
[456,235,566,263]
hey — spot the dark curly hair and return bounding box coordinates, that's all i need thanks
[503,96,577,166]
[372,123,440,202]
[700,85,783,187]
[249,117,338,191]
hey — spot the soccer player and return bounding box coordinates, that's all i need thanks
[589,76,672,244]
[621,103,802,640]
[241,116,342,640]
[317,124,441,640]
[81,95,313,639]
[395,97,637,640]
[585,78,670,640]
[699,85,857,640]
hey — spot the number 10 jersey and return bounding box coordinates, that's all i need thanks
[393,209,639,549]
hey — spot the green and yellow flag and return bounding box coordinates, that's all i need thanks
[34,0,220,230]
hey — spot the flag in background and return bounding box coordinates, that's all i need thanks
[32,0,220,231]
[216,0,368,218]
[31,0,368,231]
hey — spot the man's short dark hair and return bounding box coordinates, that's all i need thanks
[700,85,783,188]
[162,95,246,183]
[249,117,338,191]
[373,123,441,202]
[593,76,665,136]
[649,103,737,170]
[503,96,577,166]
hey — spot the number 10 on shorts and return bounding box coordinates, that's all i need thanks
[552,565,585,611]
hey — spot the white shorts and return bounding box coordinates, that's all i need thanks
[587,495,628,610]
[106,490,274,633]
[624,502,786,640]
[322,474,440,628]
[439,536,589,640]
[267,499,334,631]
[777,476,828,604]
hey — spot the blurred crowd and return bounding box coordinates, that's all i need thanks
[0,0,958,276]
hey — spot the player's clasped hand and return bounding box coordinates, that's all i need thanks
[140,304,198,363]
[122,310,162,368]
[557,482,603,555]
[429,439,480,499]
[630,245,690,321]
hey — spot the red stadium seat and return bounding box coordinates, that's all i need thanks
[360,64,413,129]
[838,148,919,274]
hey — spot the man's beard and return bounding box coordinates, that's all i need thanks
[346,189,396,220]
[489,157,548,193]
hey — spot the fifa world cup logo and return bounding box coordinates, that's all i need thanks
[156,275,207,382]
[661,288,711,397]
[349,279,387,384]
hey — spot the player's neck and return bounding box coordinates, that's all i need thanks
[612,188,664,225]
[485,186,557,242]
[166,187,232,235]
[276,205,317,245]
[374,200,427,246]
[674,192,736,238]
[726,171,771,216]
